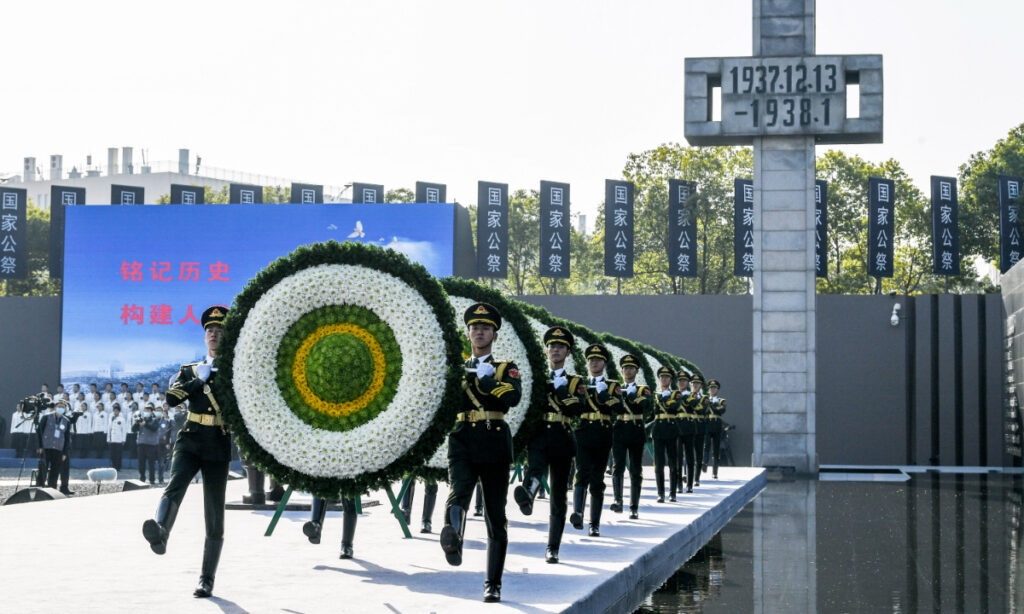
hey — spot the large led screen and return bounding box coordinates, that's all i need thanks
[61,203,455,383]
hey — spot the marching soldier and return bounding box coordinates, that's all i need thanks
[440,303,522,603]
[705,379,727,480]
[679,372,708,494]
[142,306,232,598]
[611,354,650,519]
[400,478,439,533]
[512,326,586,563]
[687,373,710,487]
[651,366,682,502]
[674,370,691,489]
[569,343,621,537]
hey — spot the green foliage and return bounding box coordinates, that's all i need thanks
[959,122,1024,273]
[0,201,60,297]
[385,187,414,203]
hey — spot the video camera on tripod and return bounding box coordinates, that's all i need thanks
[17,394,53,422]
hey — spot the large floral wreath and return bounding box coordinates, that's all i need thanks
[214,241,464,499]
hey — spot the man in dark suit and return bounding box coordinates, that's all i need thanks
[440,303,522,603]
[142,305,232,598]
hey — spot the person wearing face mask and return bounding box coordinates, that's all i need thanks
[142,306,232,599]
[35,400,72,490]
[135,402,162,485]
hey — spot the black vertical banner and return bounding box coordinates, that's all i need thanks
[931,175,959,276]
[477,181,508,278]
[668,179,697,277]
[111,184,144,205]
[49,186,84,279]
[999,174,1024,273]
[352,183,384,204]
[170,184,205,204]
[867,177,895,278]
[290,183,323,204]
[604,179,634,277]
[229,183,263,204]
[415,181,446,204]
[0,187,27,280]
[815,180,828,277]
[539,180,570,279]
[733,178,754,277]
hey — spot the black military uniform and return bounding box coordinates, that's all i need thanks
[705,380,727,479]
[440,303,522,603]
[674,371,691,491]
[651,366,683,502]
[142,306,232,598]
[611,354,650,519]
[569,343,621,537]
[679,372,708,494]
[512,326,586,563]
[400,478,439,533]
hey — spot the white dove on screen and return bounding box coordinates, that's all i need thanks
[346,221,365,239]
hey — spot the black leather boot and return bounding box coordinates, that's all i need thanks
[588,491,603,537]
[474,483,484,516]
[610,473,623,513]
[421,484,437,533]
[303,497,328,544]
[513,477,542,516]
[142,497,179,555]
[267,480,285,502]
[629,481,642,519]
[546,515,565,564]
[339,500,357,559]
[193,537,223,598]
[440,505,467,566]
[243,466,265,505]
[400,480,415,524]
[483,538,507,602]
[569,485,586,530]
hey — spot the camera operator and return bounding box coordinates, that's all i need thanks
[36,399,71,489]
[107,404,127,471]
[135,402,162,485]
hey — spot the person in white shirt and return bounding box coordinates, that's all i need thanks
[73,402,93,457]
[11,403,36,458]
[89,392,102,414]
[107,404,128,471]
[92,403,111,459]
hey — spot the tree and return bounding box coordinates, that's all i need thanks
[959,122,1024,272]
[0,201,60,296]
[385,187,414,203]
[154,184,291,204]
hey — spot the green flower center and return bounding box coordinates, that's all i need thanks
[304,333,374,403]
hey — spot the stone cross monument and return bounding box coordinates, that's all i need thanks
[684,0,883,472]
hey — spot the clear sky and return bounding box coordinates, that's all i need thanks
[2,0,1021,228]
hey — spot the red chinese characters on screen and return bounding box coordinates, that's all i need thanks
[119,303,206,326]
[120,260,230,283]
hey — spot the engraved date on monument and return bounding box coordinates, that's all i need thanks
[746,97,832,127]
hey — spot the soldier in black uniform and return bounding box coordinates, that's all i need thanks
[686,373,710,488]
[303,496,358,558]
[610,354,650,519]
[651,366,682,502]
[400,478,439,533]
[569,343,621,537]
[440,303,522,603]
[705,379,727,480]
[512,326,586,563]
[142,306,232,598]
[674,370,691,491]
[678,372,707,494]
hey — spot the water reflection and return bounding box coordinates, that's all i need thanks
[634,473,1024,614]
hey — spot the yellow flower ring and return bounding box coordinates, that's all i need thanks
[292,323,387,417]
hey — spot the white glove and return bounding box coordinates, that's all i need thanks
[711,396,719,402]
[595,380,608,394]
[553,375,568,389]
[475,362,495,378]
[626,383,637,395]
[197,363,212,382]
[660,390,671,399]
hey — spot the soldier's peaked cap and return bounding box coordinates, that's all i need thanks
[585,343,610,362]
[707,379,721,388]
[619,354,640,369]
[676,369,691,380]
[464,302,501,330]
[690,372,705,384]
[543,326,574,347]
[201,305,228,330]
[657,365,674,378]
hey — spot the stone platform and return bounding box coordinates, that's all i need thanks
[0,466,764,613]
